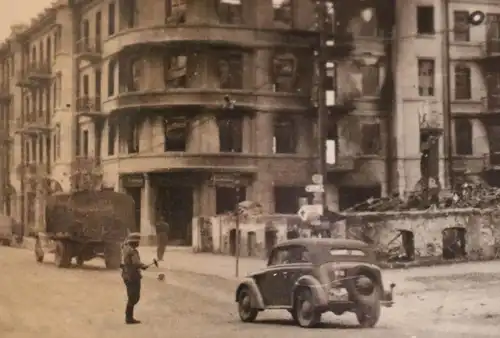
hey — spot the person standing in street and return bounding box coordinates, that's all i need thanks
[121,232,149,324]
[155,215,169,261]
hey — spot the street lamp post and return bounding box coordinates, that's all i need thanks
[316,0,328,210]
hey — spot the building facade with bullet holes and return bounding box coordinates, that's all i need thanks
[0,0,500,245]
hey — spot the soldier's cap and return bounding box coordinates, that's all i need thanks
[126,232,141,243]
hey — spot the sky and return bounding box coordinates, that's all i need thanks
[0,0,54,41]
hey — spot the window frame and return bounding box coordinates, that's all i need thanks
[418,58,435,97]
[417,6,435,35]
[454,65,471,100]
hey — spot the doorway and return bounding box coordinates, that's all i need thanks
[125,187,141,232]
[157,186,193,246]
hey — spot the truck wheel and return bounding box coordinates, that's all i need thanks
[104,243,121,269]
[54,241,72,268]
[35,237,44,263]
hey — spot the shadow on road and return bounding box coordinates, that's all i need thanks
[253,318,360,329]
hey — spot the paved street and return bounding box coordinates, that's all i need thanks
[1,246,499,338]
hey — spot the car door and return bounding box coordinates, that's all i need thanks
[280,245,312,306]
[258,247,289,306]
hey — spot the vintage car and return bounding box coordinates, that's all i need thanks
[235,238,395,328]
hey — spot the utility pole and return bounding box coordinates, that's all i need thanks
[316,0,328,210]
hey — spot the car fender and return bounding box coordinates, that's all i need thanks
[291,275,329,308]
[235,278,265,310]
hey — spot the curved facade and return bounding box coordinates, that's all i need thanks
[73,0,323,245]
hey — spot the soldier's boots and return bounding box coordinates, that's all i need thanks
[125,305,141,324]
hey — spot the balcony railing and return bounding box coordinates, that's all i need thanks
[482,39,500,56]
[76,96,102,117]
[15,113,50,134]
[26,62,51,80]
[76,38,102,62]
[482,94,500,112]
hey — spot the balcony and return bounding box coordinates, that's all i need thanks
[26,62,51,81]
[76,38,102,63]
[451,156,487,173]
[15,114,50,135]
[71,156,102,174]
[76,96,103,118]
[482,94,500,114]
[326,157,355,173]
[102,25,317,58]
[485,152,500,170]
[480,39,500,60]
[16,62,51,88]
[113,152,259,174]
[102,89,311,114]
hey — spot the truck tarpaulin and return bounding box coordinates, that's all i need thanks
[45,190,136,242]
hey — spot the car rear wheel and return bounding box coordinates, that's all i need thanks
[237,288,258,323]
[294,288,321,328]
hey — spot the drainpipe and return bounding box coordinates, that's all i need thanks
[442,0,454,190]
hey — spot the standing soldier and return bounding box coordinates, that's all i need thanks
[121,232,149,324]
[155,215,169,261]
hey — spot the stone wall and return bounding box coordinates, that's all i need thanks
[192,214,301,258]
[192,209,500,263]
[345,208,500,261]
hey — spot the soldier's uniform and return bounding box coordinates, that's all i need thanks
[121,232,147,324]
[155,219,169,261]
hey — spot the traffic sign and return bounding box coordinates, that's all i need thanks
[297,204,324,221]
[306,184,324,193]
[312,174,323,185]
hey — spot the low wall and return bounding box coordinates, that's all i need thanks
[192,208,500,263]
[345,208,500,261]
[192,214,302,258]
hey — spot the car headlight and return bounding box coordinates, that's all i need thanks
[355,275,375,296]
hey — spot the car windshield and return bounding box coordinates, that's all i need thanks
[329,249,366,257]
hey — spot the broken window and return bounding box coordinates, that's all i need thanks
[127,121,140,154]
[218,0,242,24]
[216,186,246,214]
[417,6,434,35]
[108,121,116,156]
[358,7,378,37]
[218,53,243,89]
[455,65,471,100]
[273,0,293,28]
[108,59,117,97]
[454,119,472,155]
[165,0,186,24]
[218,116,242,152]
[442,227,466,259]
[163,54,187,88]
[274,186,308,214]
[418,59,435,96]
[360,123,380,155]
[360,65,379,96]
[453,11,470,42]
[273,116,296,154]
[272,52,297,92]
[127,57,142,92]
[163,117,187,151]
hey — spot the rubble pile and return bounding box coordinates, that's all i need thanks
[346,183,500,212]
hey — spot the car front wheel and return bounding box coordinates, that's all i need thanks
[355,296,381,328]
[294,288,321,328]
[237,288,258,323]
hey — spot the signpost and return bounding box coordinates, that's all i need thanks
[297,204,324,222]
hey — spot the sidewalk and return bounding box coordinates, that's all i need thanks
[139,246,500,295]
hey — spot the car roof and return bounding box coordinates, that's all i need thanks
[273,238,369,251]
